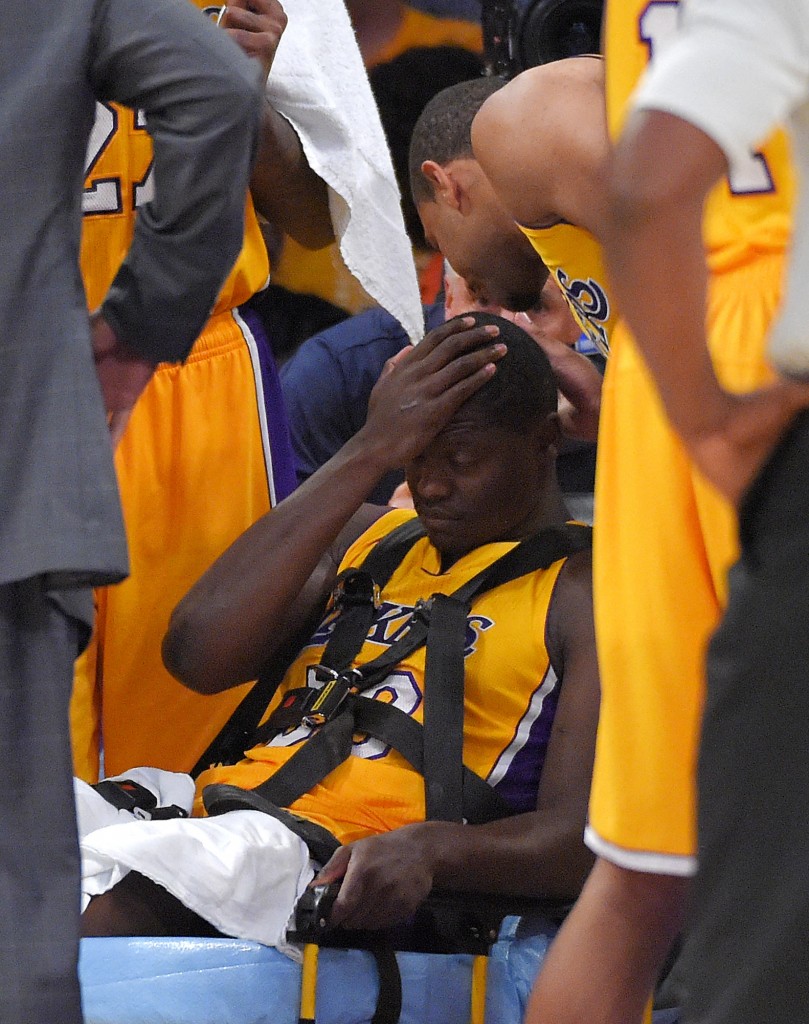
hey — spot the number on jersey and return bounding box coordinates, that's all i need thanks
[639,1,774,196]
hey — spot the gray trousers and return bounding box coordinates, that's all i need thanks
[684,410,809,1024]
[0,578,86,1024]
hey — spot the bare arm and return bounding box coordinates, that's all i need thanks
[472,58,610,238]
[606,110,809,504]
[318,549,599,929]
[222,0,334,249]
[163,318,506,693]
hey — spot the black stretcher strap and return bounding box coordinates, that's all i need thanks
[239,690,514,826]
[203,521,592,831]
[202,783,340,865]
[422,594,468,823]
[191,517,427,778]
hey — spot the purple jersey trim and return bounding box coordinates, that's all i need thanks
[237,306,298,503]
[489,667,562,814]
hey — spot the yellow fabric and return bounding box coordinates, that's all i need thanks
[517,221,614,355]
[270,237,375,315]
[369,7,483,68]
[72,1,273,782]
[79,2,268,314]
[71,312,274,780]
[194,509,565,846]
[590,254,785,858]
[589,1,790,860]
[604,0,794,275]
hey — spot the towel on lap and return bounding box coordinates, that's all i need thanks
[76,771,315,956]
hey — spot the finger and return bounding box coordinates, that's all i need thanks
[221,1,286,32]
[427,360,500,415]
[387,344,416,369]
[328,860,363,928]
[312,846,351,886]
[413,316,479,358]
[421,340,506,397]
[416,323,502,376]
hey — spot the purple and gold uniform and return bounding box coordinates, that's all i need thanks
[195,509,570,844]
[585,0,793,873]
[517,220,613,357]
[71,1,297,780]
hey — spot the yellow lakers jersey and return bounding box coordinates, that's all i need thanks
[518,221,613,355]
[81,1,268,315]
[605,0,793,273]
[195,509,568,845]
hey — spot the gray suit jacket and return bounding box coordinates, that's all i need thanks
[0,0,261,589]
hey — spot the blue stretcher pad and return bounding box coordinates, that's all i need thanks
[79,923,679,1024]
[78,916,552,1024]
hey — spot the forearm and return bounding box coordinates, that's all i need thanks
[417,812,594,902]
[250,104,334,249]
[547,346,602,442]
[526,858,687,1024]
[164,430,390,692]
[606,112,730,445]
[165,319,505,692]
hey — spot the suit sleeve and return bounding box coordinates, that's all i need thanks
[88,0,262,363]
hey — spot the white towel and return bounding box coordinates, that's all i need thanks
[76,772,315,957]
[268,0,424,345]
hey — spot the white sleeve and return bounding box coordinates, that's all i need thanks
[631,0,809,171]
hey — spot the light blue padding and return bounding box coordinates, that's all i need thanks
[79,928,679,1024]
[79,920,557,1024]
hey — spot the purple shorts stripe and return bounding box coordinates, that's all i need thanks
[236,306,298,504]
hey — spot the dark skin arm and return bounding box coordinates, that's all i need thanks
[163,318,506,693]
[223,0,334,249]
[316,548,600,930]
[606,109,809,505]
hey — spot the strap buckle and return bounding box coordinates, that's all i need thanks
[303,666,362,727]
[411,596,434,625]
[332,569,380,610]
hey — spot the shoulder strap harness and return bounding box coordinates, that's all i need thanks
[202,519,592,861]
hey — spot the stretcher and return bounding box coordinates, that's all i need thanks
[78,900,682,1023]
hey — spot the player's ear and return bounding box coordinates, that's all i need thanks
[537,410,563,452]
[421,160,463,212]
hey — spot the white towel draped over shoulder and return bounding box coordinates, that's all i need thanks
[267,0,424,346]
[75,771,315,957]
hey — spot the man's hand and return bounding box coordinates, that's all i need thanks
[314,825,437,930]
[360,317,506,472]
[509,310,602,442]
[91,312,155,447]
[686,380,809,506]
[220,0,287,81]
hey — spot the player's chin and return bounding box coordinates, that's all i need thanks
[420,515,475,559]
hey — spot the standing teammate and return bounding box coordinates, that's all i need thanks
[527,2,794,1022]
[0,0,260,1019]
[409,18,794,1020]
[606,2,809,1021]
[72,0,334,780]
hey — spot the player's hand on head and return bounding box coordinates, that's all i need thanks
[90,313,155,448]
[362,317,506,469]
[220,0,287,81]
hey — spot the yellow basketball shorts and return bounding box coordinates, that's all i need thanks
[71,307,297,781]
[587,252,785,872]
